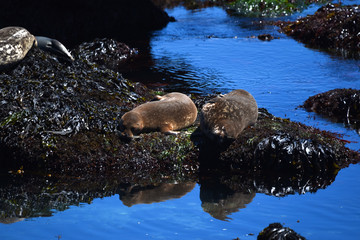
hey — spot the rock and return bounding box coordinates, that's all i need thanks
[258,223,306,240]
[301,88,360,132]
[0,0,173,47]
[197,108,359,176]
[73,38,138,72]
[279,3,360,57]
[0,41,154,176]
[258,34,275,41]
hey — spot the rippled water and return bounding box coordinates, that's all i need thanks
[2,1,360,240]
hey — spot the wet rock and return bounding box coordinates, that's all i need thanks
[197,108,359,176]
[0,0,173,47]
[0,42,152,175]
[301,88,360,133]
[258,34,275,41]
[279,3,360,58]
[258,223,306,240]
[73,38,138,72]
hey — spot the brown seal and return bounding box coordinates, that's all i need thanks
[120,92,197,138]
[200,89,258,141]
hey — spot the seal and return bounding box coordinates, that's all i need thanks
[200,89,258,142]
[120,92,198,138]
[0,26,74,68]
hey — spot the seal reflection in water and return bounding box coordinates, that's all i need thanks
[120,92,198,138]
[200,89,258,142]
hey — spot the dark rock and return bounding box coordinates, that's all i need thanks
[0,0,173,47]
[279,3,360,58]
[301,88,360,132]
[258,34,275,41]
[258,223,306,240]
[197,108,359,176]
[73,38,138,72]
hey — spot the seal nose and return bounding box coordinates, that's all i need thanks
[123,129,134,138]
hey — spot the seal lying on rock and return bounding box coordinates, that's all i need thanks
[120,92,198,138]
[0,26,73,68]
[200,89,258,142]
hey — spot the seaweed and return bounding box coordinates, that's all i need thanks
[301,88,360,133]
[278,3,360,58]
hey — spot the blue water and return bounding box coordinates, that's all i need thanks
[1,2,360,240]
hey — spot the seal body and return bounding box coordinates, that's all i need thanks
[200,89,258,141]
[0,26,37,67]
[120,92,197,138]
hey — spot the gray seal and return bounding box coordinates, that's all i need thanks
[200,89,258,141]
[0,26,73,68]
[120,92,198,138]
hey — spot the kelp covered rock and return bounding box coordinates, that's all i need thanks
[197,108,359,176]
[301,88,360,132]
[258,223,306,240]
[73,38,138,72]
[0,41,201,181]
[279,3,360,57]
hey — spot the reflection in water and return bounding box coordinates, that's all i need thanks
[118,182,195,207]
[0,217,24,224]
[0,163,339,223]
[200,181,255,221]
[0,177,196,222]
[198,163,338,220]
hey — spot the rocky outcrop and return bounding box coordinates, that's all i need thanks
[0,38,359,221]
[257,223,306,240]
[279,3,360,57]
[196,108,358,175]
[301,88,360,132]
[1,42,359,179]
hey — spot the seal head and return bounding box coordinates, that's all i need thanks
[35,36,74,61]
